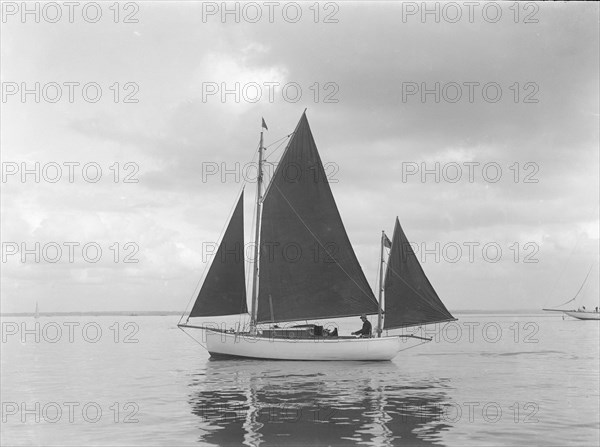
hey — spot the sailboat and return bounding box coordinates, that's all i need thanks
[34,302,40,319]
[543,265,600,320]
[178,112,456,360]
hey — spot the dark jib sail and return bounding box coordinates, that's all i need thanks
[257,113,379,323]
[189,191,247,317]
[383,218,455,329]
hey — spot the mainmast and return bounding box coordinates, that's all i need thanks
[249,129,264,331]
[376,231,385,337]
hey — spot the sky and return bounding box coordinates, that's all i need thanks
[1,1,599,314]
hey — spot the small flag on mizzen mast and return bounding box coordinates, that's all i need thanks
[383,232,392,248]
[262,118,268,130]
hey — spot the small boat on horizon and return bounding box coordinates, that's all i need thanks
[543,265,600,320]
[558,310,600,321]
[178,112,456,360]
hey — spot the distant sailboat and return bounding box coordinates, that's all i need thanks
[34,302,40,319]
[544,265,600,320]
[178,112,456,360]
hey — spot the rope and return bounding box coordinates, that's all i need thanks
[396,338,431,353]
[373,245,389,299]
[180,138,261,325]
[177,325,207,349]
[263,134,292,161]
[547,203,599,305]
[551,264,594,308]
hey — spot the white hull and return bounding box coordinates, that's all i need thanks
[200,328,424,361]
[563,311,600,320]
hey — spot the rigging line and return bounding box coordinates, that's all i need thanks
[264,134,288,148]
[264,133,291,154]
[373,274,381,300]
[396,339,431,353]
[262,131,297,199]
[572,264,594,301]
[261,134,293,186]
[382,258,453,317]
[263,161,279,171]
[237,140,263,331]
[181,139,261,324]
[271,181,378,305]
[552,264,594,308]
[179,186,246,325]
[372,245,391,324]
[239,139,262,320]
[547,203,599,305]
[570,265,593,304]
[264,138,290,159]
[372,247,385,296]
[177,325,207,349]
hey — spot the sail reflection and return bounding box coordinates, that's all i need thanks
[188,360,452,446]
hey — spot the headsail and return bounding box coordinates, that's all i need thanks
[383,218,455,329]
[189,191,248,318]
[257,112,379,323]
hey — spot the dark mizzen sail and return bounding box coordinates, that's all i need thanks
[257,112,378,323]
[383,218,455,329]
[189,191,247,318]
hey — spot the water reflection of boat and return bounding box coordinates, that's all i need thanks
[188,360,451,446]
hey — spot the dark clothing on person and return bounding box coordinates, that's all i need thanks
[354,320,372,337]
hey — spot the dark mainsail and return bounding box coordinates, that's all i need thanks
[383,218,455,329]
[257,113,379,323]
[189,191,247,318]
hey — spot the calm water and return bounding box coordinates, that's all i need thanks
[1,314,598,446]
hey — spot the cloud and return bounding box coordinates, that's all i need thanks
[1,2,598,313]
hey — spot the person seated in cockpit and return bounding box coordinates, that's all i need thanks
[352,314,372,338]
